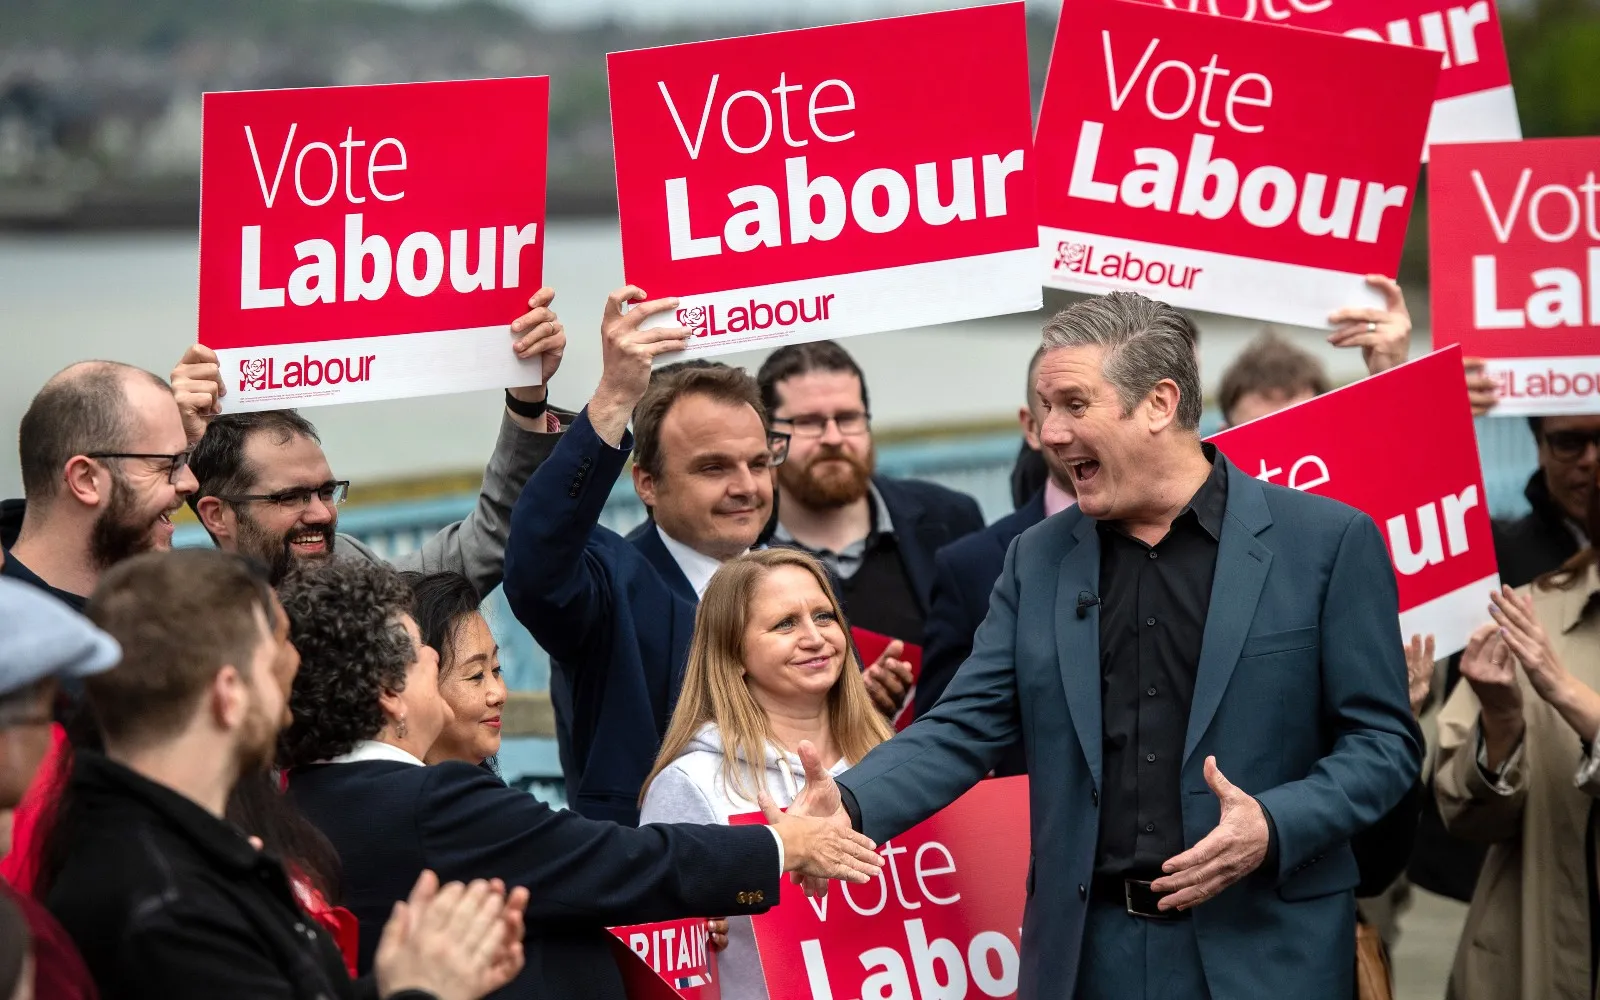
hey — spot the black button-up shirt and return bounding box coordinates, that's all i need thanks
[1094,446,1228,879]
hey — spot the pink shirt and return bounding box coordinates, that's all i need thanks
[1044,478,1077,518]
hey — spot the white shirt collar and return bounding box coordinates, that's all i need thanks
[326,740,426,767]
[656,525,736,599]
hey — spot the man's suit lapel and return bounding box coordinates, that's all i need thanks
[628,521,700,724]
[1056,515,1104,785]
[628,521,699,605]
[1183,460,1274,767]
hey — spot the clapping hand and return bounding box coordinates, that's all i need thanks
[1489,586,1569,705]
[863,640,914,717]
[1405,633,1436,717]
[1327,275,1411,376]
[1150,757,1269,911]
[374,870,529,1000]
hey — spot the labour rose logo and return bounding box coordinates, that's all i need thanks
[1055,242,1089,272]
[239,357,268,391]
[677,306,709,338]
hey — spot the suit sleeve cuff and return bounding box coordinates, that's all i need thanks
[767,825,785,876]
[841,785,864,833]
[1255,795,1279,873]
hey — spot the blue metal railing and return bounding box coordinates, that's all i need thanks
[174,414,1544,689]
[174,415,1542,794]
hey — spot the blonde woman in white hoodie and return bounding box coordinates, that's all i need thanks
[639,548,893,1000]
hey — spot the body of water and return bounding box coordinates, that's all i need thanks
[1,220,1407,497]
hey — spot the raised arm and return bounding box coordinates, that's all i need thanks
[390,288,568,595]
[1253,513,1423,881]
[499,287,688,665]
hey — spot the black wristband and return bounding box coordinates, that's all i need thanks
[504,390,548,420]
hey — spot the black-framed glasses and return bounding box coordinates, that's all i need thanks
[767,430,791,467]
[1543,430,1600,462]
[85,451,192,484]
[217,481,350,510]
[770,411,871,439]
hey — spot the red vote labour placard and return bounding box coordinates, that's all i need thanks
[1129,0,1520,155]
[1207,347,1499,655]
[1035,0,1439,328]
[732,776,1029,1000]
[1429,138,1600,415]
[199,78,549,410]
[608,5,1040,359]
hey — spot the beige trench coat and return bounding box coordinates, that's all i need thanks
[1437,567,1600,1000]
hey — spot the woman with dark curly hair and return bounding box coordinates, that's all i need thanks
[401,572,507,769]
[279,558,887,1000]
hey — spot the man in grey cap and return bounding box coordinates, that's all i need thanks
[0,571,121,999]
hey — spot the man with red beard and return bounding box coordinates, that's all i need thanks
[3,362,198,611]
[757,341,984,715]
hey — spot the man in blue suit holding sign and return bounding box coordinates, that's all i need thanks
[793,292,1421,1000]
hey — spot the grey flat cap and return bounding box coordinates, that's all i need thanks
[0,577,121,696]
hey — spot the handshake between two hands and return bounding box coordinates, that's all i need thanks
[767,742,1272,913]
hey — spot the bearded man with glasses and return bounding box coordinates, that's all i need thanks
[4,362,200,612]
[756,341,984,718]
[178,287,569,590]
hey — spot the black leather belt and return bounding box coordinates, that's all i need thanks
[1089,874,1184,920]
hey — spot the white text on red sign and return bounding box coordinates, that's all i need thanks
[1469,167,1600,331]
[238,124,539,311]
[796,838,1019,1000]
[1158,0,1495,69]
[659,73,1025,261]
[1066,32,1410,242]
[1254,456,1482,576]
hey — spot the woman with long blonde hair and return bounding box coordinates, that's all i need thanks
[640,548,892,1000]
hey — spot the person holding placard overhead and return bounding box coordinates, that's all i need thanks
[786,291,1421,1000]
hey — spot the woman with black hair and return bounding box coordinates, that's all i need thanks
[278,558,885,1000]
[401,573,506,770]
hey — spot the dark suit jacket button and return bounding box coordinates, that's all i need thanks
[1078,884,1086,900]
[1091,788,1099,806]
[580,457,593,469]
[752,890,764,904]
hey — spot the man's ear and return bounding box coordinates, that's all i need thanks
[196,496,234,544]
[1144,380,1183,434]
[1018,406,1042,451]
[633,464,657,509]
[212,664,249,732]
[61,456,107,509]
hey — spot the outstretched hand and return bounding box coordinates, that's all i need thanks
[1149,757,1269,911]
[763,741,878,897]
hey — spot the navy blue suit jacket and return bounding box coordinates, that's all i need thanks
[838,456,1423,1000]
[289,760,777,1000]
[503,409,700,826]
[915,489,1047,723]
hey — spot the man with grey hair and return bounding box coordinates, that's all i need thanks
[790,291,1422,1000]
